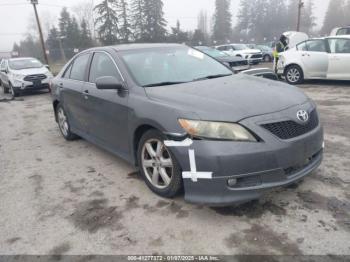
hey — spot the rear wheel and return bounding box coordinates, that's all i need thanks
[56,104,78,141]
[285,65,304,85]
[137,129,182,198]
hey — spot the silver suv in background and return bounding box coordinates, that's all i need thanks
[0,57,53,97]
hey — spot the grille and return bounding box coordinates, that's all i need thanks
[24,74,47,81]
[251,54,263,59]
[262,110,319,140]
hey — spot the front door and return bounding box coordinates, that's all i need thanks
[300,39,328,78]
[84,51,130,158]
[327,38,350,80]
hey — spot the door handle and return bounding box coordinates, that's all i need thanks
[83,90,89,100]
[59,82,63,88]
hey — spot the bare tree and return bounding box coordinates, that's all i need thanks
[72,0,95,39]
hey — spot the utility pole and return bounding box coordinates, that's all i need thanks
[296,0,304,32]
[29,0,49,65]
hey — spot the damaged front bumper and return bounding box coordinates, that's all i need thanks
[165,107,324,206]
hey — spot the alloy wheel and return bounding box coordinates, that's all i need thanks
[286,68,301,83]
[141,139,174,189]
[57,107,69,137]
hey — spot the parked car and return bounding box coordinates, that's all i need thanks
[195,46,250,72]
[52,44,323,206]
[0,57,53,96]
[330,26,350,36]
[241,68,279,80]
[247,44,274,62]
[215,44,263,64]
[277,35,350,84]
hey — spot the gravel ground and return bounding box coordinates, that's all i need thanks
[0,77,349,256]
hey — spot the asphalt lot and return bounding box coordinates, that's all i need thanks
[0,69,350,256]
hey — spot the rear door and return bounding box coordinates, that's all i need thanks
[83,51,130,157]
[59,53,91,133]
[300,39,328,78]
[327,38,350,80]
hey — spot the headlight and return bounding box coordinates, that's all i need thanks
[178,119,257,142]
[12,74,24,80]
[45,71,53,77]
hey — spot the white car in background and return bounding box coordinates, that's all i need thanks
[215,44,263,64]
[277,36,350,84]
[0,57,53,97]
[330,26,350,36]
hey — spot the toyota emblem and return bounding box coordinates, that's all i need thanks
[297,110,309,122]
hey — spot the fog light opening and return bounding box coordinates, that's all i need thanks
[227,178,237,187]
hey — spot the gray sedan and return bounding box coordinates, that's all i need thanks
[51,44,324,206]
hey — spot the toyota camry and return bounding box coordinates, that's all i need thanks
[51,44,324,206]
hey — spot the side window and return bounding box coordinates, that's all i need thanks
[69,53,90,81]
[62,63,73,78]
[217,46,226,51]
[297,42,307,51]
[328,38,350,54]
[336,28,347,35]
[89,52,122,83]
[306,40,327,52]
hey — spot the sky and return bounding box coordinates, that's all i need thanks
[0,0,330,51]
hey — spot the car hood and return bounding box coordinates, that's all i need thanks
[145,74,309,122]
[11,67,48,75]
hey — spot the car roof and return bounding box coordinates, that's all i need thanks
[8,57,36,61]
[111,43,186,52]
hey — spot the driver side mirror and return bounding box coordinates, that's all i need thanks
[96,76,125,91]
[44,64,50,70]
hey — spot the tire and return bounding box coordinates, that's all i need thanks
[56,103,78,141]
[137,129,183,198]
[1,80,9,94]
[263,55,271,62]
[9,83,19,97]
[285,65,304,85]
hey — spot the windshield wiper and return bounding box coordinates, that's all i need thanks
[192,73,232,82]
[143,81,187,87]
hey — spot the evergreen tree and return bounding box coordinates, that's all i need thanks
[191,29,207,46]
[46,26,61,61]
[130,0,146,42]
[197,10,209,36]
[59,7,72,39]
[143,0,167,42]
[94,0,120,45]
[321,0,346,35]
[116,0,132,43]
[168,20,189,43]
[67,17,82,49]
[212,0,232,44]
[80,19,94,48]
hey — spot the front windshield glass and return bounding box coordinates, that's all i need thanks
[233,44,248,50]
[9,58,43,70]
[120,46,232,87]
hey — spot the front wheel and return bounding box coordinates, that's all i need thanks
[56,104,78,141]
[285,65,304,85]
[9,84,18,97]
[137,129,183,198]
[263,54,272,62]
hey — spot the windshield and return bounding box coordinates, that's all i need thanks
[9,58,43,70]
[232,44,249,50]
[120,46,232,87]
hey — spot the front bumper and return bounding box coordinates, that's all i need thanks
[12,78,51,91]
[168,105,324,206]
